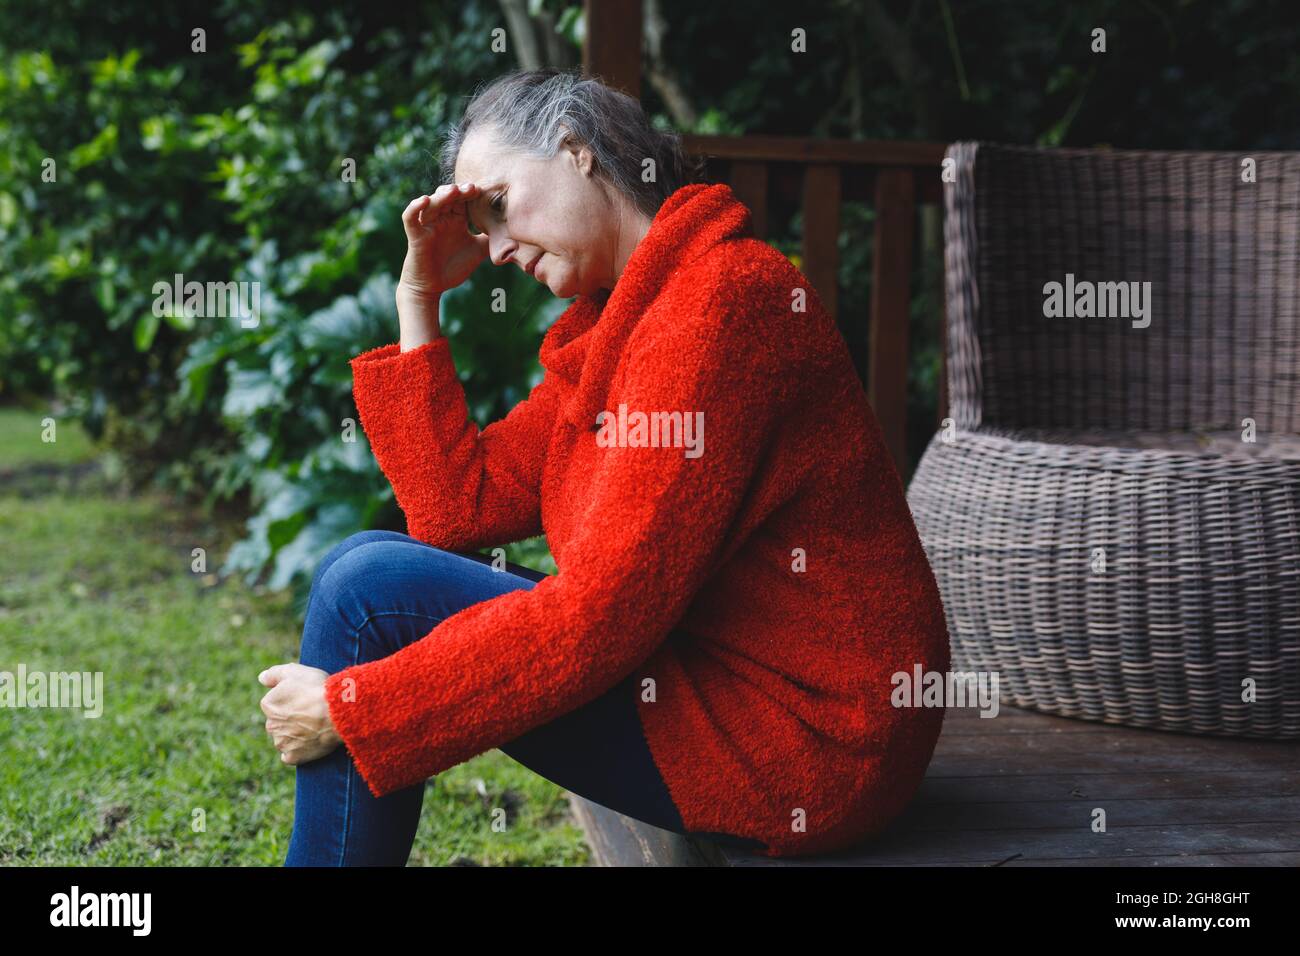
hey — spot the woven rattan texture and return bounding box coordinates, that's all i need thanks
[909,142,1300,738]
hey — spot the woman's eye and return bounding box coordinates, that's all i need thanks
[491,194,505,219]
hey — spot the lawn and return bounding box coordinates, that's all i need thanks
[0,405,590,865]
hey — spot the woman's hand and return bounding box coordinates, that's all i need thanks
[396,183,491,347]
[258,663,341,766]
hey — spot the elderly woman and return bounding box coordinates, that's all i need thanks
[259,67,950,865]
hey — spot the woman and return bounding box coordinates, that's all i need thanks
[258,67,951,865]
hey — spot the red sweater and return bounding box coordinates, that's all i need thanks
[325,182,951,858]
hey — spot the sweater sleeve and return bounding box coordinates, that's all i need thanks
[323,279,796,798]
[349,335,561,550]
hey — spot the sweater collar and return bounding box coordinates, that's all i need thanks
[538,182,753,428]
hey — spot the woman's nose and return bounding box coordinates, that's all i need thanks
[489,236,517,268]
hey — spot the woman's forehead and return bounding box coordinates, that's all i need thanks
[454,129,508,185]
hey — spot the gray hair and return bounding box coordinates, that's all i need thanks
[438,68,704,221]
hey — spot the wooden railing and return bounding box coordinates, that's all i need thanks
[583,0,947,474]
[678,134,946,473]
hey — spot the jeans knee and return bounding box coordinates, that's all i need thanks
[312,538,434,633]
[316,539,383,598]
[310,530,408,597]
[320,529,402,574]
[301,538,531,667]
[301,537,397,663]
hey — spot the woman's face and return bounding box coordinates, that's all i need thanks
[454,126,645,298]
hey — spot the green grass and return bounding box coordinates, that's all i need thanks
[0,405,96,467]
[0,405,590,865]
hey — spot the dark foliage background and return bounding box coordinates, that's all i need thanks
[3,0,1295,606]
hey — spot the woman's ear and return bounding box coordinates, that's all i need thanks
[563,134,594,177]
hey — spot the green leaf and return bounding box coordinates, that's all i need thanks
[267,511,308,550]
[267,501,364,590]
[68,123,119,170]
[134,312,160,351]
[299,296,366,349]
[95,275,117,312]
[161,308,196,332]
[222,367,280,417]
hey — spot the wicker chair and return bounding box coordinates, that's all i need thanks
[907,142,1300,739]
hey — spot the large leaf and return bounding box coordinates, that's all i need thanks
[221,367,280,418]
[267,500,367,590]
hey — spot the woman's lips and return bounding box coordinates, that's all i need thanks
[526,254,543,277]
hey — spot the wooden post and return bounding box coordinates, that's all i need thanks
[802,164,841,325]
[582,0,642,99]
[870,168,915,474]
[728,161,769,239]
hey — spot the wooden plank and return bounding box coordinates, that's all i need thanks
[701,698,1300,867]
[582,0,642,99]
[801,163,841,324]
[696,772,1300,866]
[722,821,1300,867]
[941,704,1294,741]
[941,703,1016,719]
[681,133,946,168]
[911,771,1300,803]
[933,732,1299,762]
[897,796,1300,831]
[927,751,1289,775]
[727,850,1300,868]
[940,706,1111,723]
[727,161,769,239]
[1002,851,1300,867]
[566,793,721,866]
[939,717,1120,735]
[870,167,915,472]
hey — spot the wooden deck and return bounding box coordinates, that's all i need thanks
[569,703,1300,867]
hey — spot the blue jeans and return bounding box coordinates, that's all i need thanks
[283,530,766,865]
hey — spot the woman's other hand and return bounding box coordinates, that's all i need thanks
[258,663,341,766]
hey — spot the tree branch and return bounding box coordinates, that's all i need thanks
[643,0,699,128]
[499,0,542,70]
